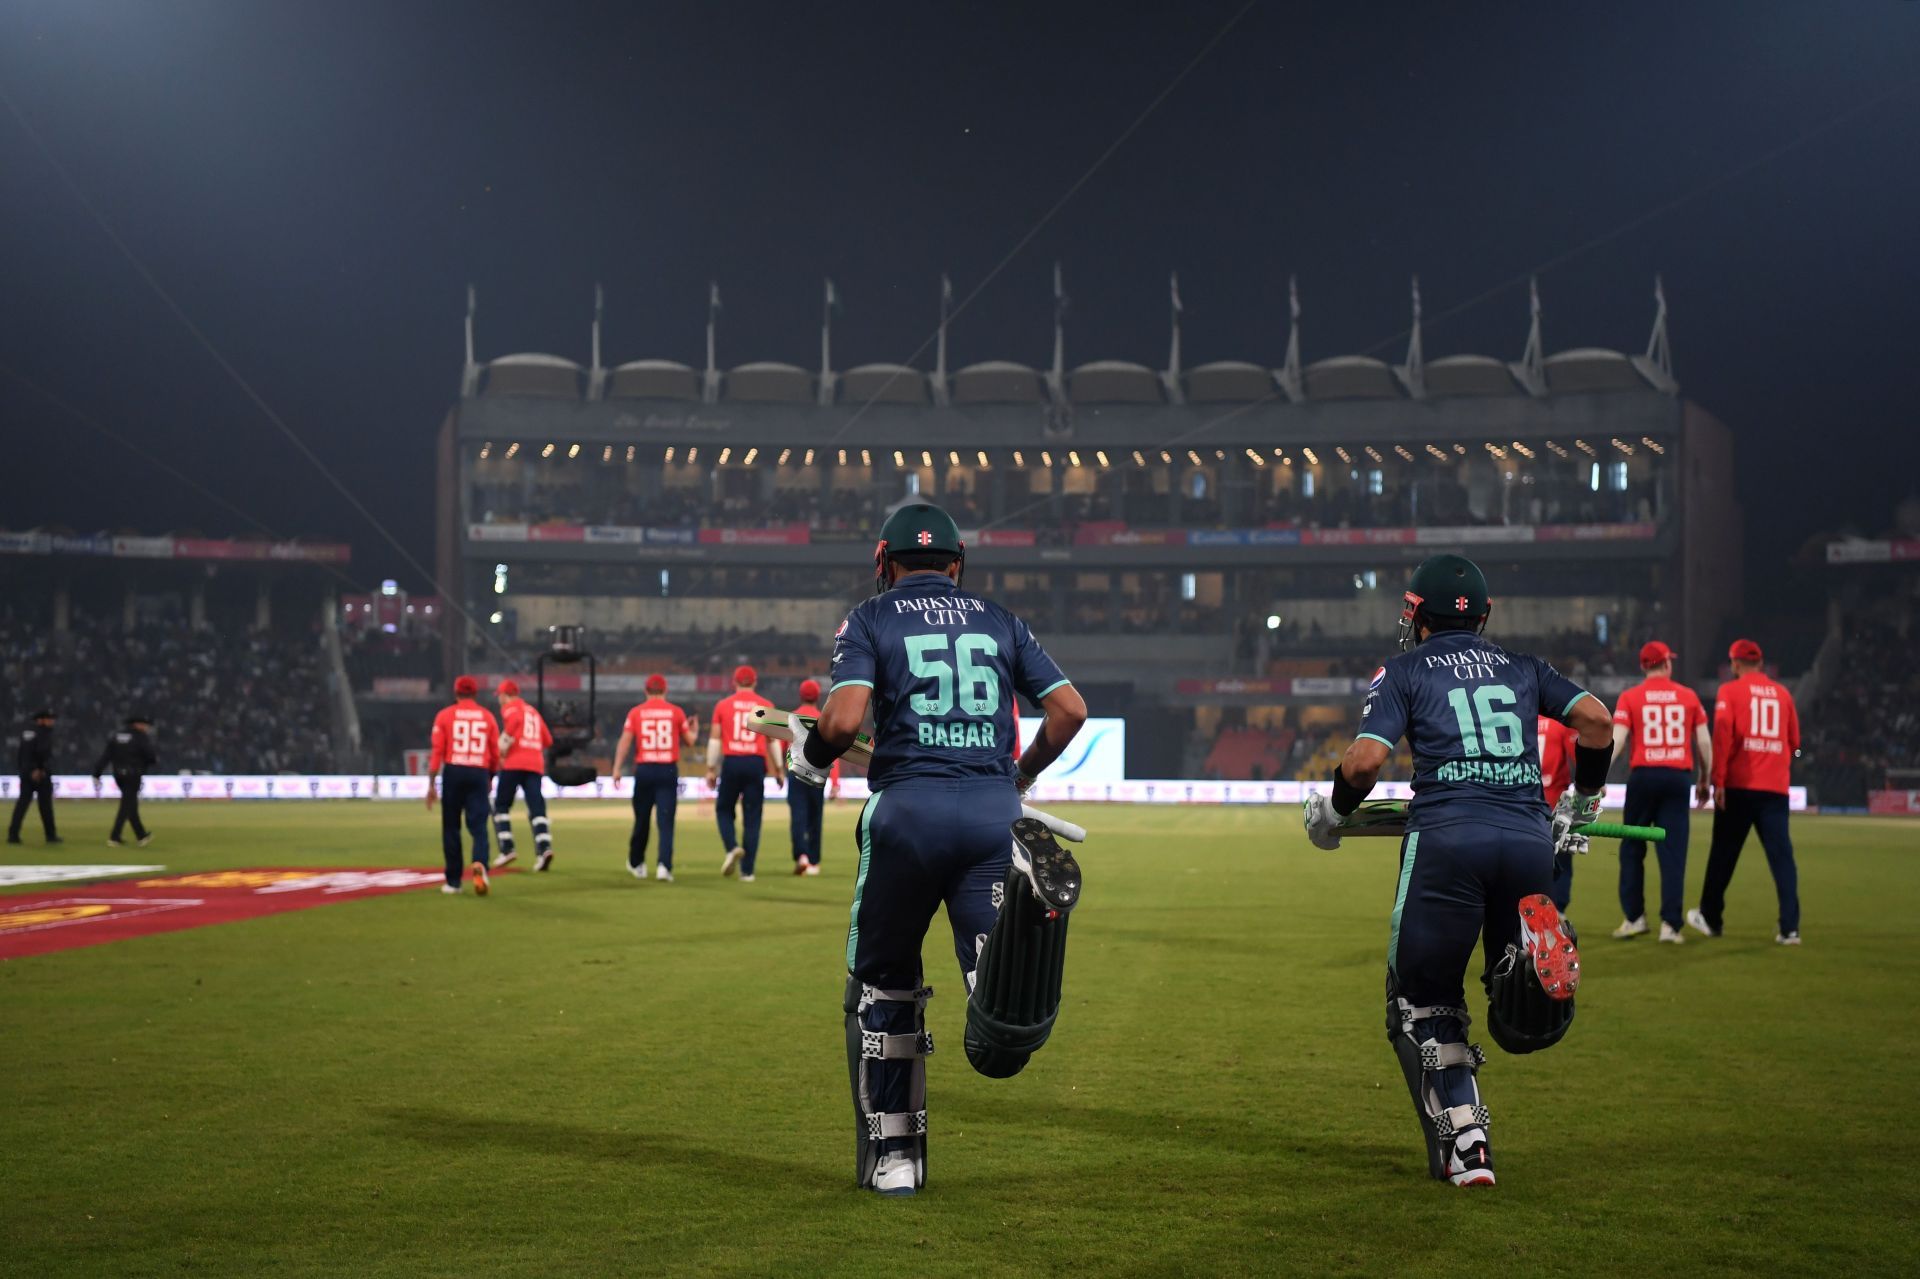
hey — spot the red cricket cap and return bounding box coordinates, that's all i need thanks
[799,679,821,702]
[1638,641,1674,669]
[453,675,479,697]
[645,673,668,694]
[496,678,520,697]
[733,664,757,686]
[1728,638,1764,663]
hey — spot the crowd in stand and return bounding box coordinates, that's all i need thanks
[1801,614,1920,801]
[0,609,334,774]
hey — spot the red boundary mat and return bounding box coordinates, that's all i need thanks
[0,868,453,959]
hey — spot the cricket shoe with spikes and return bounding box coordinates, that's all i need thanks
[1517,893,1579,999]
[1444,1128,1496,1187]
[470,861,490,897]
[535,850,554,873]
[1009,817,1081,914]
[493,850,517,870]
[721,848,744,877]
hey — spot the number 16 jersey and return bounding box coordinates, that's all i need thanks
[830,573,1070,789]
[1357,629,1592,836]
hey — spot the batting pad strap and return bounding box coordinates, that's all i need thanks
[1434,1103,1490,1139]
[864,1110,929,1141]
[1420,1041,1487,1071]
[859,983,933,1008]
[862,1029,935,1060]
[1395,999,1470,1031]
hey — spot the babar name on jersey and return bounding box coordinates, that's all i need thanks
[891,594,988,628]
[917,720,998,749]
[1421,646,1511,681]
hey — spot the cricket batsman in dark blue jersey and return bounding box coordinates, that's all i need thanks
[785,503,1089,1197]
[1303,554,1615,1187]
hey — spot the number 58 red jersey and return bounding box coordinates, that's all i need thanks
[1612,675,1707,770]
[624,699,689,765]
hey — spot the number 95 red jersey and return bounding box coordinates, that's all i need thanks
[429,703,501,772]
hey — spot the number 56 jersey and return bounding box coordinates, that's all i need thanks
[830,574,1070,789]
[1357,630,1593,837]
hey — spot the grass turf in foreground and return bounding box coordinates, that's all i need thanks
[2,802,1915,1276]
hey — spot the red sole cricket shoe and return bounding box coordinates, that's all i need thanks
[1518,893,1579,999]
[471,864,490,897]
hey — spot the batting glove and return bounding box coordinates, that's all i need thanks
[1302,791,1343,851]
[1551,789,1603,857]
[784,713,832,789]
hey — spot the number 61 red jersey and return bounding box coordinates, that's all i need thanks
[430,703,501,772]
[1612,675,1707,770]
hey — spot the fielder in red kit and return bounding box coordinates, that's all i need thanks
[1690,639,1802,944]
[706,665,785,880]
[426,675,500,895]
[785,678,839,875]
[491,678,556,872]
[612,673,696,881]
[1608,641,1711,943]
[1537,714,1579,907]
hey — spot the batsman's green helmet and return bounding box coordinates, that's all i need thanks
[1398,553,1491,648]
[873,502,966,592]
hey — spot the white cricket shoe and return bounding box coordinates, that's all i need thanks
[1776,931,1801,946]
[803,862,821,876]
[871,1150,917,1197]
[534,850,554,873]
[493,850,518,870]
[721,848,744,877]
[439,884,460,895]
[1612,916,1648,940]
[629,862,648,880]
[655,864,674,882]
[1658,922,1685,945]
[1686,908,1720,938]
[1444,1128,1495,1188]
[740,874,755,883]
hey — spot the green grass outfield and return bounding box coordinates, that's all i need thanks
[3,801,1915,1277]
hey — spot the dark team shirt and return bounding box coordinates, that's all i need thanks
[17,724,53,774]
[830,572,1070,789]
[93,728,158,778]
[1357,630,1591,836]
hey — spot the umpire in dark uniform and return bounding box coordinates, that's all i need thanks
[8,708,61,845]
[94,714,158,846]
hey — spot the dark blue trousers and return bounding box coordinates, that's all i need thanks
[788,782,825,865]
[1699,788,1799,935]
[630,764,680,869]
[1389,822,1555,1008]
[440,765,492,886]
[846,781,1021,1140]
[715,756,767,873]
[1618,766,1693,929]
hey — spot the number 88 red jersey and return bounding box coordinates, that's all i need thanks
[1612,675,1707,771]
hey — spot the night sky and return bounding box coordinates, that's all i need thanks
[3,1,1917,590]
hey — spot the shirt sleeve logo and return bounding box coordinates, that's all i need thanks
[1368,666,1386,690]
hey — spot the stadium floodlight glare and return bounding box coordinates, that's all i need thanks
[504,441,520,458]
[479,442,491,460]
[1335,447,1352,464]
[1611,437,1634,455]
[1641,437,1666,455]
[717,447,731,465]
[1067,451,1081,468]
[687,447,698,463]
[977,450,990,468]
[1096,451,1110,468]
[602,445,613,462]
[744,447,759,465]
[383,579,400,597]
[1282,455,1293,466]
[1041,451,1053,467]
[921,450,933,467]
[540,443,555,458]
[1159,450,1172,464]
[805,448,816,465]
[1364,446,1382,462]
[837,448,847,465]
[1013,450,1026,466]
[1132,450,1146,467]
[1394,445,1415,461]
[625,445,636,462]
[567,443,581,459]
[949,450,961,467]
[664,446,676,463]
[1265,614,1281,630]
[1302,447,1320,466]
[1245,448,1265,466]
[1574,439,1596,456]
[860,449,871,466]
[893,450,905,468]
[778,448,792,465]
[490,611,503,625]
[1213,450,1226,461]
[1186,449,1202,466]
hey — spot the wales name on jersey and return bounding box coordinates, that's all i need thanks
[830,575,1069,788]
[1358,631,1591,833]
